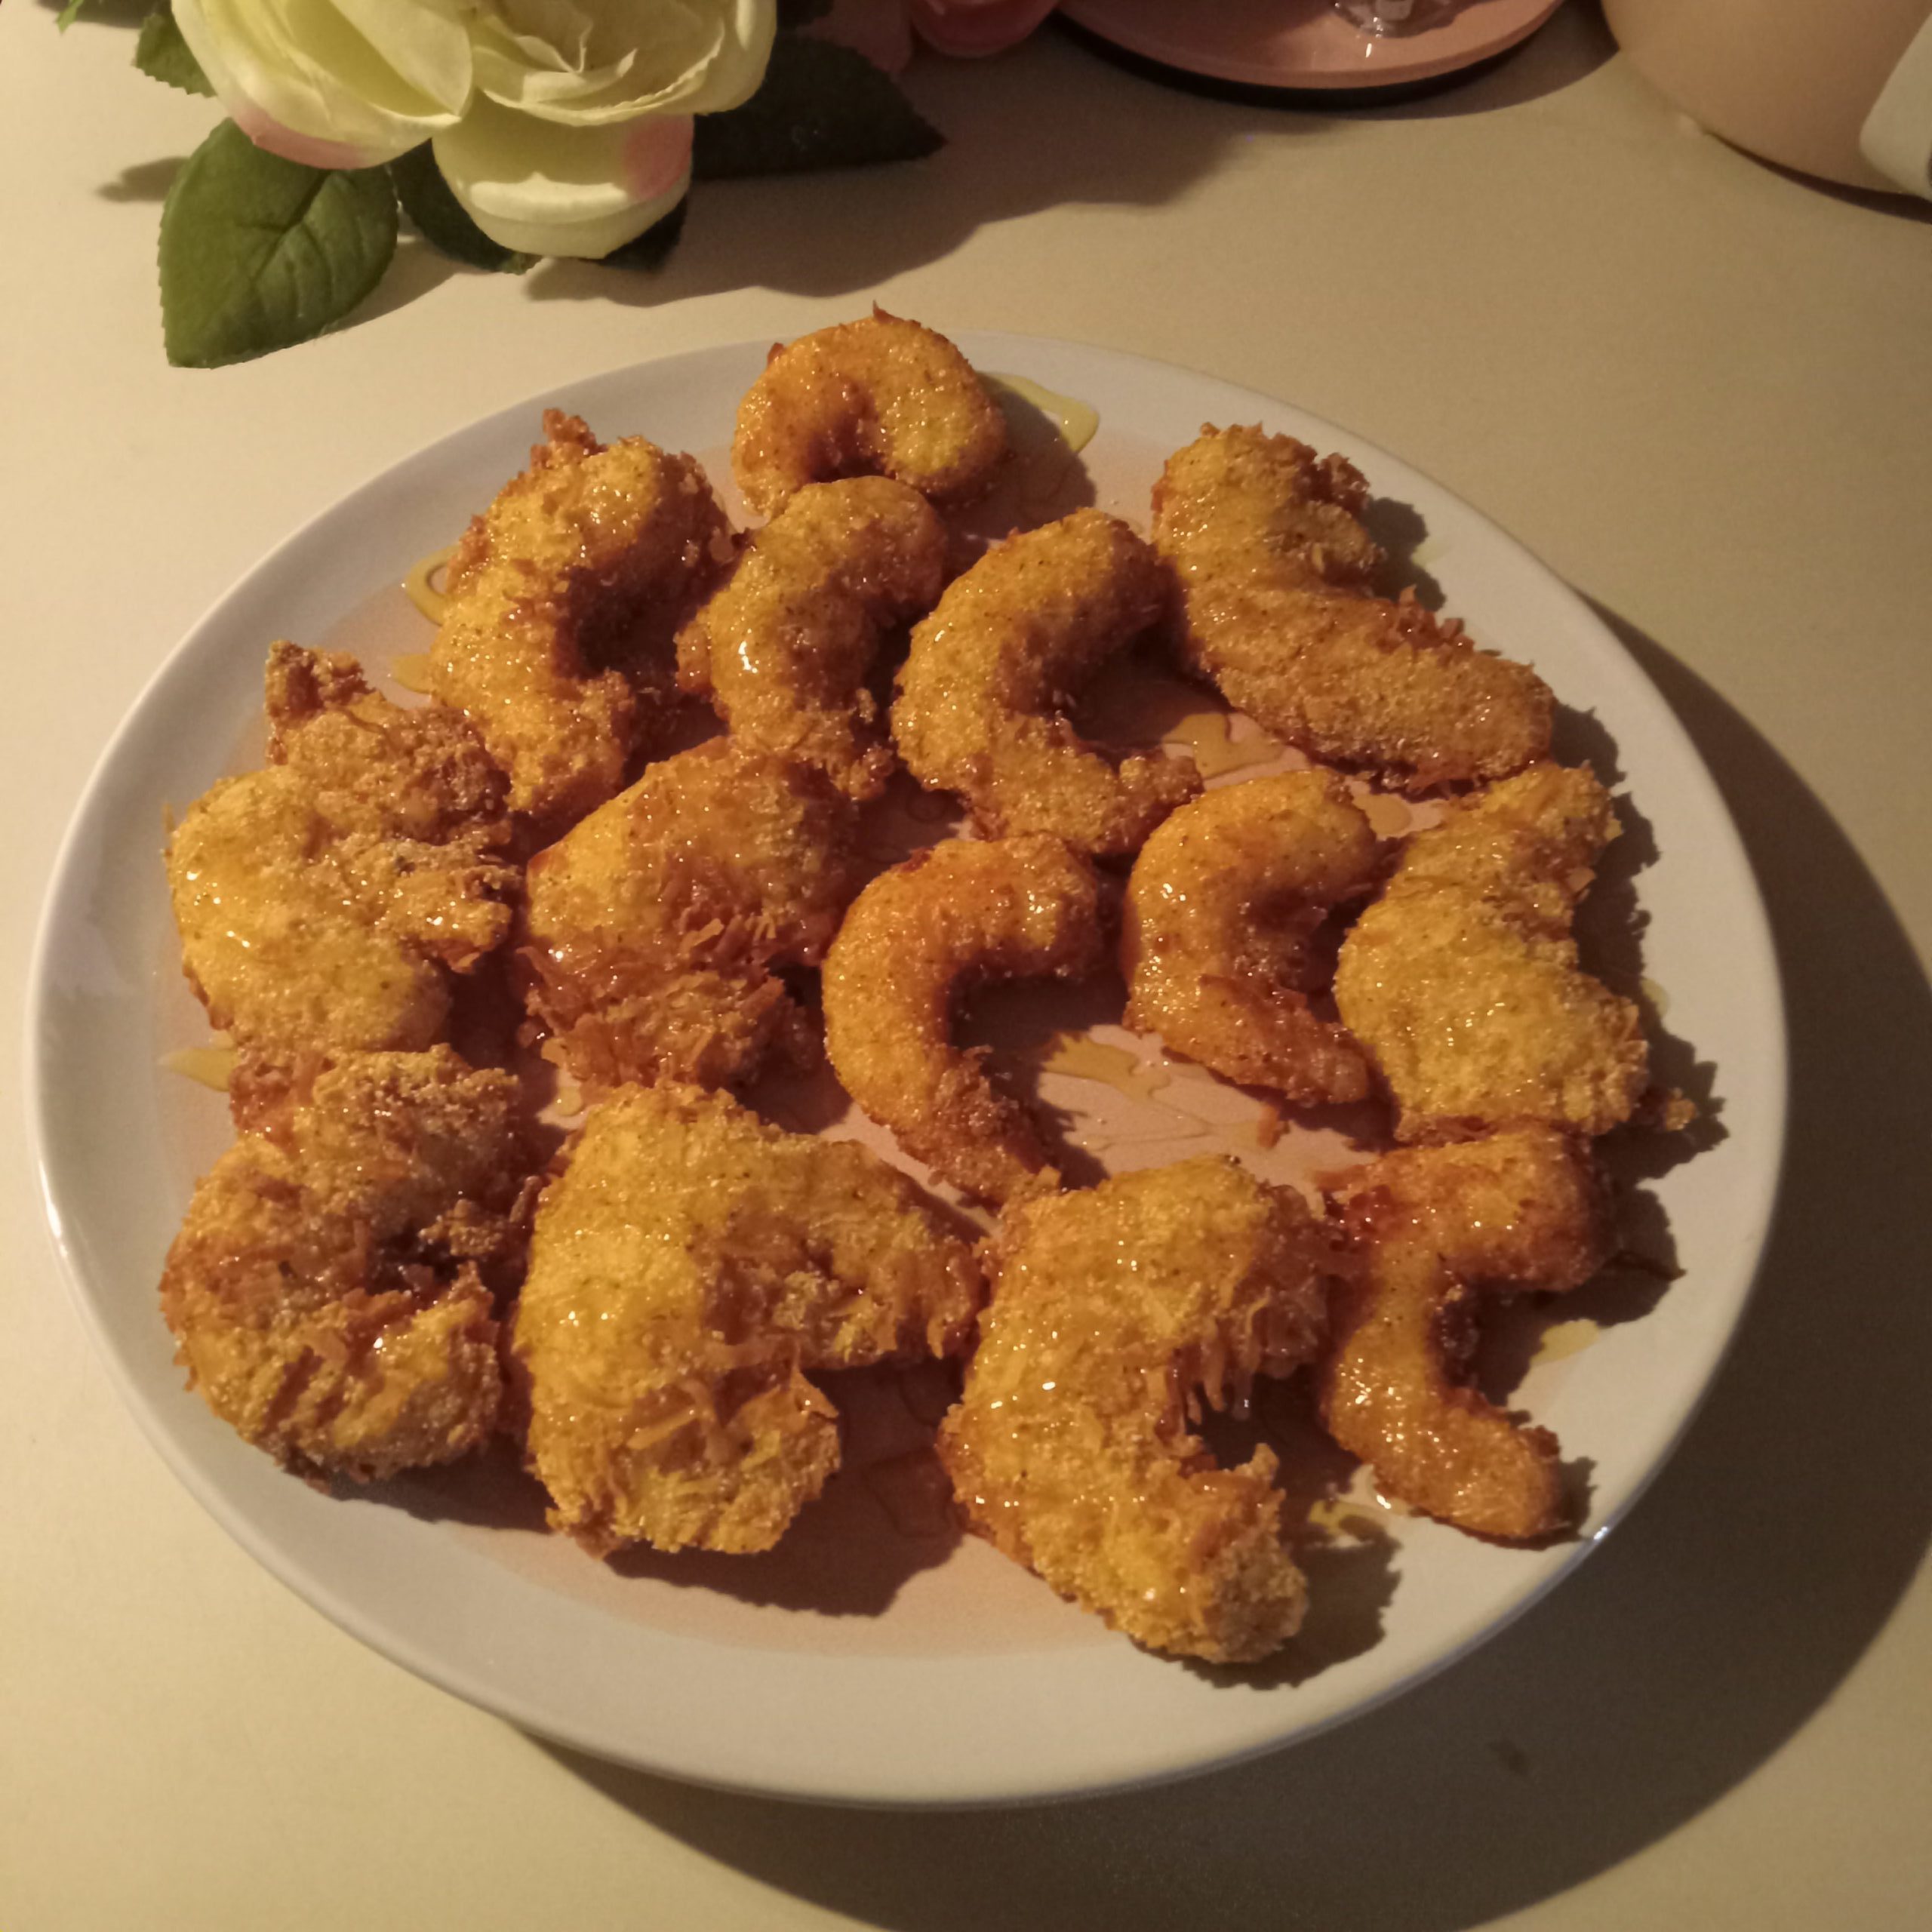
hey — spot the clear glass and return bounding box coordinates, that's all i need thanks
[1333,0,1460,35]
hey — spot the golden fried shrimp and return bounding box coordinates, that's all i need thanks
[822,835,1108,1205]
[169,647,518,1126]
[938,1158,1337,1663]
[891,509,1200,855]
[1334,761,1650,1140]
[430,410,734,826]
[1121,771,1382,1104]
[732,310,1007,518]
[159,1050,531,1482]
[1318,1128,1608,1542]
[1152,425,1553,792]
[675,477,946,801]
[519,737,861,1092]
[512,1084,981,1555]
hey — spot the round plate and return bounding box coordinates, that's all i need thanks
[1060,0,1563,92]
[26,331,1784,1806]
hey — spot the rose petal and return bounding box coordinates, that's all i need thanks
[174,0,469,166]
[909,0,1057,57]
[432,97,692,257]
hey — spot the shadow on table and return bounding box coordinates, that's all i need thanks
[522,31,1325,310]
[538,600,1932,1930]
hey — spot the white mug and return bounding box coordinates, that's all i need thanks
[1602,0,1932,197]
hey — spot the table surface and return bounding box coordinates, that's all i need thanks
[5,5,1930,1927]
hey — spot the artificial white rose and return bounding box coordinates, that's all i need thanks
[174,0,777,255]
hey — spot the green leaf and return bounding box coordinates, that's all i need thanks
[598,197,689,271]
[158,121,398,368]
[389,144,534,274]
[57,1,93,27]
[135,7,214,97]
[694,35,943,181]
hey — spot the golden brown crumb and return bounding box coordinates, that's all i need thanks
[822,834,1108,1204]
[512,1084,981,1555]
[158,1049,532,1482]
[1152,425,1552,791]
[939,1157,1339,1663]
[892,509,1199,856]
[1334,761,1650,1139]
[1318,1128,1608,1541]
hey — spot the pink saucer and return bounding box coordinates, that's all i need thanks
[1059,0,1563,92]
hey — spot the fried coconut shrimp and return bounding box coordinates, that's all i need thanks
[1152,425,1553,792]
[732,310,1008,519]
[938,1158,1337,1663]
[512,1084,980,1555]
[430,410,734,826]
[520,737,861,1091]
[169,645,518,1124]
[1318,1128,1608,1541]
[822,835,1108,1204]
[159,1049,531,1481]
[1334,761,1651,1140]
[891,509,1201,856]
[1122,770,1382,1104]
[675,477,946,801]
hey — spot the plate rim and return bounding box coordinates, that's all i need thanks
[24,328,1789,1806]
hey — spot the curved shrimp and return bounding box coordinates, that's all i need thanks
[1121,770,1382,1104]
[158,1050,532,1482]
[675,477,947,801]
[1152,425,1553,792]
[431,411,735,826]
[937,1156,1338,1663]
[1318,1128,1608,1542]
[821,834,1107,1205]
[891,509,1201,856]
[519,738,861,1093]
[1334,761,1651,1140]
[512,1084,981,1555]
[732,310,1007,518]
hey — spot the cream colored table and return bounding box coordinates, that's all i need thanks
[5,5,1929,1927]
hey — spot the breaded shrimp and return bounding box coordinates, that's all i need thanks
[1121,771,1382,1103]
[512,1084,981,1555]
[1334,762,1650,1139]
[519,737,861,1092]
[158,1049,532,1482]
[675,477,946,801]
[430,411,734,826]
[733,310,1007,518]
[822,835,1108,1204]
[168,646,518,1127]
[891,509,1201,856]
[937,1157,1338,1663]
[1152,426,1552,792]
[1318,1128,1608,1541]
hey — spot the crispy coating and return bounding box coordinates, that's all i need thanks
[822,835,1108,1204]
[1318,1128,1608,1542]
[1122,770,1381,1103]
[891,509,1200,855]
[676,477,946,800]
[1152,425,1553,791]
[158,1049,531,1481]
[733,310,1007,519]
[168,646,517,1126]
[430,411,734,826]
[520,737,861,1092]
[1334,762,1650,1139]
[512,1084,982,1555]
[938,1158,1337,1663]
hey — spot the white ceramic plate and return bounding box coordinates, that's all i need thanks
[26,333,1784,1806]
